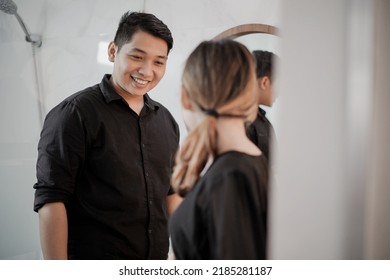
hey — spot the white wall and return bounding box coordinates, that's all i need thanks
[0,0,45,259]
[0,0,281,259]
[269,0,389,259]
[269,0,350,259]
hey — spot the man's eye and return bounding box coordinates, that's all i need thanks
[130,55,142,60]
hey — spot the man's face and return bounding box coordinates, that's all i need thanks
[108,30,168,99]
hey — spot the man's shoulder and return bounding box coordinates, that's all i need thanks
[63,83,101,104]
[46,83,102,119]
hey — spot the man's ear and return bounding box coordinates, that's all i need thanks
[107,41,117,62]
[259,76,270,90]
[181,86,193,111]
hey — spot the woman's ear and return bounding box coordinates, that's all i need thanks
[107,41,117,62]
[181,86,193,111]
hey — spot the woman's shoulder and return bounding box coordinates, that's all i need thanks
[213,151,267,170]
[200,152,266,188]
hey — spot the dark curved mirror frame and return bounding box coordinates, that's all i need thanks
[213,23,279,40]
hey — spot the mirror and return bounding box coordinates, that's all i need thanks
[213,23,281,130]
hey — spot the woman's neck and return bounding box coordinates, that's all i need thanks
[216,118,261,156]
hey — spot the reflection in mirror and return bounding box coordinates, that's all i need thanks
[213,23,281,135]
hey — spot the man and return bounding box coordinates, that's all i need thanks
[33,11,181,260]
[247,50,278,161]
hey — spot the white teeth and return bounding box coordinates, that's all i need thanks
[133,77,148,85]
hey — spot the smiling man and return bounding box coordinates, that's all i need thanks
[33,11,181,260]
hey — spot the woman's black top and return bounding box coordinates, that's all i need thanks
[169,151,268,259]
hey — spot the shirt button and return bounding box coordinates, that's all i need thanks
[148,229,152,234]
[142,143,145,148]
[149,200,153,205]
[146,172,149,177]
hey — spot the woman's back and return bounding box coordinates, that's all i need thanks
[169,151,268,260]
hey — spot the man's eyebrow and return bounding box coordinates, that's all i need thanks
[130,47,146,54]
[130,47,168,60]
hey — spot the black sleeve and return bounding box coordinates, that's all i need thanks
[168,117,180,196]
[33,101,86,212]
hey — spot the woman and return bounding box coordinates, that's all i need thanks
[169,39,269,259]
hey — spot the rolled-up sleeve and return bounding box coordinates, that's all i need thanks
[33,101,86,212]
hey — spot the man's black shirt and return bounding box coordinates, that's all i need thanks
[33,74,180,259]
[247,107,276,160]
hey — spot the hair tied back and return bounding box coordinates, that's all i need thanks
[202,108,219,118]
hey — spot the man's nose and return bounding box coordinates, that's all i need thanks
[138,61,153,76]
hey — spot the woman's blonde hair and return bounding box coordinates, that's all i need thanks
[171,39,257,196]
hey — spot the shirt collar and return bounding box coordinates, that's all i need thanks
[99,74,160,111]
[259,107,266,116]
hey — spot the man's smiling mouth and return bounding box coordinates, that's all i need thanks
[132,76,149,85]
